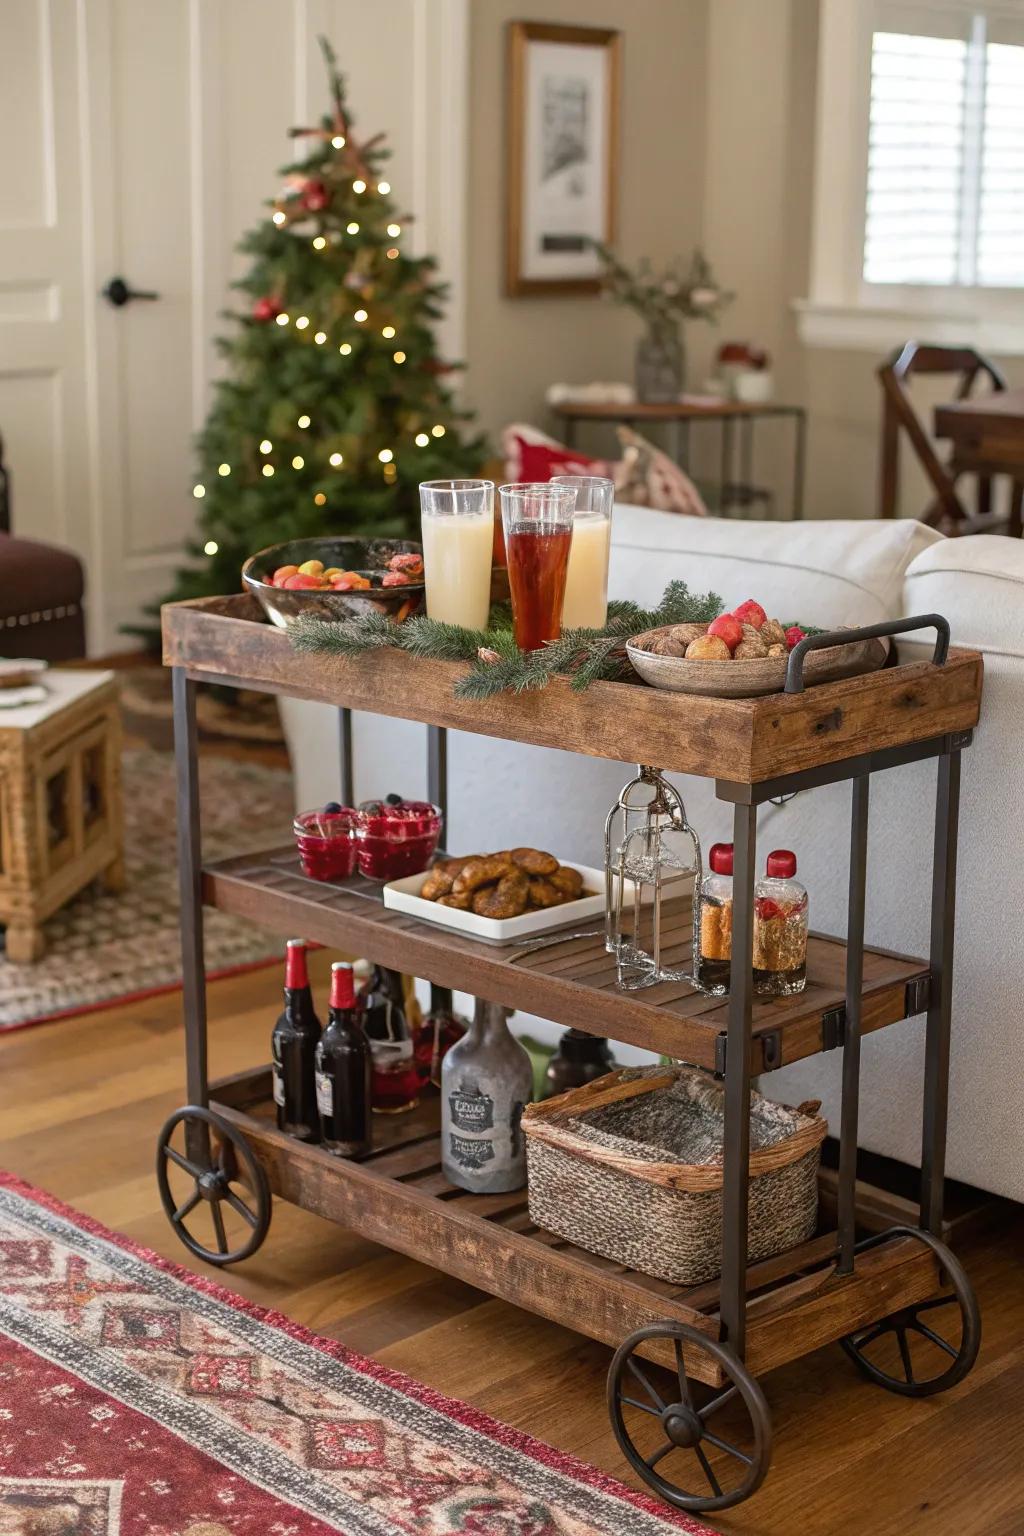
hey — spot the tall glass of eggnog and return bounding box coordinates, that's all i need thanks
[419,480,494,630]
[550,475,614,629]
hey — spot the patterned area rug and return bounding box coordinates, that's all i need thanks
[0,1174,712,1534]
[0,750,294,1030]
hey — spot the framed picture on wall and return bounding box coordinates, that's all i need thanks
[506,22,621,297]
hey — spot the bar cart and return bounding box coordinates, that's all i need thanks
[157,593,983,1516]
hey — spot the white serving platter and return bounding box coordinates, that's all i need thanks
[383,862,683,946]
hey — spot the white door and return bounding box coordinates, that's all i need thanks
[0,0,467,654]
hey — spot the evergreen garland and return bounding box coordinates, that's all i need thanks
[289,579,724,699]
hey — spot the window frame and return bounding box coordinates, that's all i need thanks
[798,0,1024,353]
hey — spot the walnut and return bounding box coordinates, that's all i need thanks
[767,642,787,657]
[735,638,769,659]
[668,622,708,649]
[760,618,786,648]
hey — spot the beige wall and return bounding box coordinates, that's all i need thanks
[465,0,709,445]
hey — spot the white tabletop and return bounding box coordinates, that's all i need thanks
[0,669,115,731]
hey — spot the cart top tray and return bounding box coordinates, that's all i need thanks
[163,593,983,785]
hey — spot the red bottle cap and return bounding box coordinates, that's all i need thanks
[766,849,797,879]
[285,938,309,989]
[709,843,734,876]
[330,961,356,1010]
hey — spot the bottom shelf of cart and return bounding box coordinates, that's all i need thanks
[210,1071,941,1388]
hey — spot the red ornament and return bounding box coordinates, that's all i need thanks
[303,179,329,212]
[251,296,281,322]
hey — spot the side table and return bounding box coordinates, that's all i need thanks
[0,670,124,962]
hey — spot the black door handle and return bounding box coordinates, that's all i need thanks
[102,276,160,307]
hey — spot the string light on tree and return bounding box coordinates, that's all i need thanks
[377,181,391,194]
[353,308,368,323]
[275,313,290,326]
[292,455,305,469]
[378,448,394,463]
[393,351,406,363]
[204,540,219,555]
[313,236,327,250]
[259,439,273,454]
[415,432,429,447]
[314,331,327,344]
[314,492,327,506]
[339,342,352,355]
[331,134,345,148]
[432,424,446,437]
[329,452,344,466]
[387,223,401,237]
[386,247,399,260]
[193,484,206,498]
[262,464,275,477]
[218,463,231,476]
[382,325,396,339]
[272,211,286,225]
[295,316,310,330]
[352,178,366,193]
[346,221,360,234]
[297,414,311,428]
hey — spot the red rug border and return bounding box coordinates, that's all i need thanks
[0,953,283,1035]
[0,1168,713,1534]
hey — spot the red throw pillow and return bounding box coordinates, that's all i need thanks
[502,424,612,483]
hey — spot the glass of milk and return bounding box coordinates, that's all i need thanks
[419,480,495,630]
[550,475,615,629]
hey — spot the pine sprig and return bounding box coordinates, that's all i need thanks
[288,578,726,698]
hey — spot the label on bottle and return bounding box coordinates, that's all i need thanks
[448,1090,494,1133]
[315,1071,333,1117]
[272,1063,285,1107]
[448,1131,495,1169]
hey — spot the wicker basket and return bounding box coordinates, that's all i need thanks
[522,1065,827,1286]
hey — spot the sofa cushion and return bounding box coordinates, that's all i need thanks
[903,533,1024,658]
[610,508,943,626]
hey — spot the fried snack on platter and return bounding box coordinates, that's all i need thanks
[420,866,455,900]
[548,865,584,900]
[437,890,473,910]
[452,853,515,894]
[510,847,559,876]
[473,867,530,919]
[528,877,565,909]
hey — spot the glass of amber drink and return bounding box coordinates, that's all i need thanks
[499,482,578,651]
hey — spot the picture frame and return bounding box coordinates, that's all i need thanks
[506,22,622,297]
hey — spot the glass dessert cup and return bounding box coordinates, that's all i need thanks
[293,808,357,881]
[355,798,443,882]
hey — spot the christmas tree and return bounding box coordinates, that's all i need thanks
[163,40,487,607]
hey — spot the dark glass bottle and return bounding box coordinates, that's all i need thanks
[271,939,322,1142]
[315,961,372,1157]
[360,965,420,1114]
[414,985,468,1087]
[542,1029,617,1099]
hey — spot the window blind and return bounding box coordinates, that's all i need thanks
[863,12,1024,288]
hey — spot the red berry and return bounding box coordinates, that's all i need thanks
[785,625,806,650]
[708,614,744,652]
[732,599,767,630]
[252,296,280,322]
[283,573,321,590]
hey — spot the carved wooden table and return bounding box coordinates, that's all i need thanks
[156,593,983,1515]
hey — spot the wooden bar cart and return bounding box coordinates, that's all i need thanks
[157,593,984,1516]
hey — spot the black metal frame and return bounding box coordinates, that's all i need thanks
[168,606,974,1474]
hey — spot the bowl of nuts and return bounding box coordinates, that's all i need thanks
[626,599,889,697]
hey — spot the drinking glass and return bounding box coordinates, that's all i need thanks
[550,475,615,629]
[499,482,578,651]
[419,479,494,630]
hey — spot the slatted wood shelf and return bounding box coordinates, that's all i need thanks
[203,847,931,1073]
[210,1066,940,1387]
[163,593,983,784]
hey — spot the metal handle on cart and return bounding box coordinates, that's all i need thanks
[783,612,951,695]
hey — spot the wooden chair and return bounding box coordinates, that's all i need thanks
[878,341,1023,534]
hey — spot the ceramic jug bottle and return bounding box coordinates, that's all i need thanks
[441,998,533,1193]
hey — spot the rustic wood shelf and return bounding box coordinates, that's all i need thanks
[163,594,983,784]
[205,847,930,1074]
[210,1067,939,1388]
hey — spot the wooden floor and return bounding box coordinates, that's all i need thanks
[1,952,1022,1536]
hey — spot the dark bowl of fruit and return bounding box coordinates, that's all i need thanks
[242,536,425,629]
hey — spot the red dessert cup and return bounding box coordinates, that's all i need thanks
[293,808,357,881]
[355,798,443,881]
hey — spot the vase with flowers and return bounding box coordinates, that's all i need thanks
[592,244,734,403]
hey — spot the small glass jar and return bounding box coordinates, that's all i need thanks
[293,806,357,881]
[753,849,808,996]
[696,842,733,995]
[355,796,442,882]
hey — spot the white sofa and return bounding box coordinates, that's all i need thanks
[280,510,1024,1203]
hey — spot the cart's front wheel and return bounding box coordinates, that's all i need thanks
[608,1321,772,1514]
[156,1105,271,1266]
[841,1226,980,1397]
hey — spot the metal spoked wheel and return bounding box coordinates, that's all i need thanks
[841,1225,981,1397]
[156,1104,271,1266]
[608,1321,772,1514]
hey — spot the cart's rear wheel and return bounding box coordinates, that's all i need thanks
[608,1321,772,1514]
[156,1104,271,1266]
[841,1226,980,1397]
